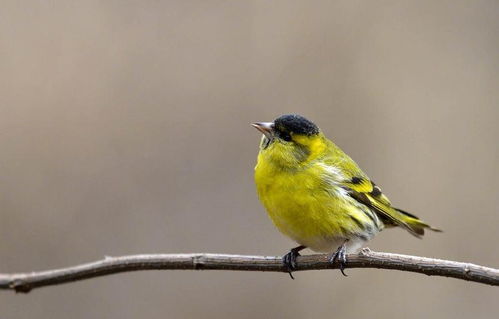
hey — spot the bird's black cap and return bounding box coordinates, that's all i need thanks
[273,114,320,136]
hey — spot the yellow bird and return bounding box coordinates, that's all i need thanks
[253,114,440,278]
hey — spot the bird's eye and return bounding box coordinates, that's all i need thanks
[276,130,292,142]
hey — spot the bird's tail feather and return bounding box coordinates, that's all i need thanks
[394,208,443,236]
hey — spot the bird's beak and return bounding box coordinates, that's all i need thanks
[252,122,274,139]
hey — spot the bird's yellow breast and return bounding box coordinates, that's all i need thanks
[254,156,361,251]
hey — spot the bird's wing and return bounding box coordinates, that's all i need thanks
[323,157,433,237]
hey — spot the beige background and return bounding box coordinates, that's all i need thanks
[1,1,498,318]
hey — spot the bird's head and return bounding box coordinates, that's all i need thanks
[252,114,327,168]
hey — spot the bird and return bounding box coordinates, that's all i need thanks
[252,114,440,278]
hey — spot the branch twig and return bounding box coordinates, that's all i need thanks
[1,249,497,293]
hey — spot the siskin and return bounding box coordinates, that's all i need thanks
[253,114,440,278]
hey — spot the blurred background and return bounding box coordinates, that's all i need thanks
[1,0,498,318]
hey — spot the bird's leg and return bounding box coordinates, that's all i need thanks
[329,240,349,276]
[282,245,306,279]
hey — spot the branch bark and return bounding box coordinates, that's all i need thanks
[1,249,497,293]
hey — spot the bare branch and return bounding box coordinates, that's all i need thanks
[1,249,497,293]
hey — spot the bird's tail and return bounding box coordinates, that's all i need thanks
[394,208,442,237]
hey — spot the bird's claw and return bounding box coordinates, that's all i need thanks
[282,247,304,279]
[329,242,348,276]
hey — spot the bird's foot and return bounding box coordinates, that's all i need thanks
[329,241,348,276]
[282,245,306,279]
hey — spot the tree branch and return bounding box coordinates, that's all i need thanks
[1,249,497,293]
